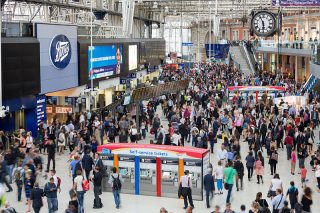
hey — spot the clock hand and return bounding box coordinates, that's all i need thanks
[262,20,265,30]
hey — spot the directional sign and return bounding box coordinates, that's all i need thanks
[182,42,193,47]
[128,73,137,78]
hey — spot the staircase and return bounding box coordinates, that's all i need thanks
[230,46,254,77]
[303,75,319,93]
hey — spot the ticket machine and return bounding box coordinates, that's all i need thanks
[161,159,179,198]
[139,157,157,196]
[184,160,203,200]
[118,155,135,194]
[100,154,114,192]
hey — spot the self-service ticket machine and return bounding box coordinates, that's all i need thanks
[161,158,179,198]
[118,155,135,194]
[139,157,157,196]
[100,154,114,192]
[184,160,203,200]
[98,143,210,200]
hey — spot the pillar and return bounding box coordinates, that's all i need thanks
[134,156,140,195]
[178,158,184,182]
[295,56,298,83]
[156,157,161,197]
[104,88,113,106]
[57,97,65,105]
[113,154,119,170]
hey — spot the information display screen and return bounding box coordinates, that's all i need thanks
[129,45,138,70]
[88,45,123,80]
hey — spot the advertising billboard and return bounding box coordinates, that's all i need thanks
[129,45,138,70]
[36,24,78,94]
[205,44,230,59]
[272,0,320,6]
[88,45,123,80]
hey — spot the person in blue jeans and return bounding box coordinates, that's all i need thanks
[73,169,85,213]
[108,167,124,209]
[224,161,238,203]
[44,177,58,213]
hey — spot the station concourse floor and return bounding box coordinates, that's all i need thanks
[6,107,320,213]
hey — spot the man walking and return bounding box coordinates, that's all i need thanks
[108,167,124,209]
[44,177,58,213]
[180,170,194,210]
[30,182,44,213]
[92,166,103,209]
[203,168,215,208]
[45,140,56,173]
[224,161,237,203]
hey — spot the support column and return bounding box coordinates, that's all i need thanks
[178,158,184,182]
[134,156,140,195]
[295,56,298,83]
[57,97,65,105]
[156,157,161,197]
[113,154,119,169]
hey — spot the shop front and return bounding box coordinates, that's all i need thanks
[0,37,41,135]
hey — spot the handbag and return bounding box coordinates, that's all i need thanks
[82,177,90,191]
[267,189,272,198]
[224,168,233,190]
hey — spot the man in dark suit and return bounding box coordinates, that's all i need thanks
[203,168,215,208]
[82,149,94,180]
[45,140,56,173]
[93,153,104,175]
[30,182,44,213]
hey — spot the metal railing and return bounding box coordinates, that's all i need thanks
[254,40,319,50]
[239,42,255,75]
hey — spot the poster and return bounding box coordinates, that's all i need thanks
[205,44,230,59]
[88,45,123,80]
[272,0,320,6]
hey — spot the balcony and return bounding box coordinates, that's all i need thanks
[254,40,313,57]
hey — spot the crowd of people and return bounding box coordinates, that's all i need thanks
[0,61,319,213]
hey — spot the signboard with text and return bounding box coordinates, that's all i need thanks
[272,0,320,6]
[36,95,47,125]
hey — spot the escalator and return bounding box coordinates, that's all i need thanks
[303,74,320,93]
[242,41,261,75]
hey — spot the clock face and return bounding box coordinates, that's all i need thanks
[252,11,277,37]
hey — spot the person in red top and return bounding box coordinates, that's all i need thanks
[284,133,294,160]
[300,165,307,188]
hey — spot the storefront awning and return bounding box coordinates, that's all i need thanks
[45,85,87,97]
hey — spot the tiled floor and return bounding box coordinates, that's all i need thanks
[5,107,320,213]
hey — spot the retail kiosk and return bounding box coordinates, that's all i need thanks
[97,144,210,200]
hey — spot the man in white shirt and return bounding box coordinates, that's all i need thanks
[171,131,181,146]
[217,144,228,165]
[180,170,194,210]
[271,188,285,211]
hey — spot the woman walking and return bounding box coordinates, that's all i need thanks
[291,148,297,175]
[269,146,278,175]
[301,187,313,213]
[255,152,264,184]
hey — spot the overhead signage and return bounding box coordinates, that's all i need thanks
[98,143,209,159]
[182,42,193,46]
[272,0,320,6]
[88,45,123,80]
[36,95,47,125]
[49,34,72,69]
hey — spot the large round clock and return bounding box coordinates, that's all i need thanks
[251,11,277,37]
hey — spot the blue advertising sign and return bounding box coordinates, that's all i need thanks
[88,45,123,80]
[182,42,193,46]
[49,34,72,69]
[36,95,47,125]
[272,0,320,6]
[205,44,230,59]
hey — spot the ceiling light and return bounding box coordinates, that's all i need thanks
[153,2,158,9]
[165,6,169,13]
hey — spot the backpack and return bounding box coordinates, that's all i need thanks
[112,175,122,191]
[75,161,82,172]
[14,168,23,185]
[271,152,278,161]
